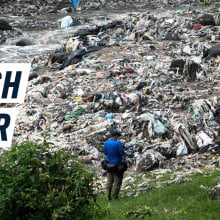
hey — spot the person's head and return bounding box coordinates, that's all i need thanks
[110,130,122,139]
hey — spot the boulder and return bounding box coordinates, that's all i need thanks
[16,39,33,46]
[194,14,215,26]
[207,43,220,58]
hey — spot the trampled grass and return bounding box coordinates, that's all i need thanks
[94,168,220,220]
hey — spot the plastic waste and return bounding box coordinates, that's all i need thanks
[176,9,183,14]
[76,88,85,97]
[64,108,84,121]
[61,16,73,28]
[135,150,164,172]
[211,35,215,42]
[106,113,114,120]
[196,131,213,149]
[153,119,166,134]
[30,66,39,72]
[73,97,83,103]
[194,23,202,30]
[191,56,201,64]
[183,45,191,55]
[145,113,166,134]
[192,110,203,124]
[208,120,218,127]
[143,55,156,61]
[165,18,174,24]
[215,58,220,64]
[176,142,188,156]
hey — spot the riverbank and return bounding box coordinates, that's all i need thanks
[96,168,220,219]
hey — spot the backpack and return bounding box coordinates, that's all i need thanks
[117,161,128,175]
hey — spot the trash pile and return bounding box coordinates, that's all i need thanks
[0,0,215,15]
[1,0,220,191]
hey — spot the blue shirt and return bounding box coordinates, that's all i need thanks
[104,139,125,165]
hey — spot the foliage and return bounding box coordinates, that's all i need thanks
[0,141,102,220]
[202,0,211,6]
[125,205,152,218]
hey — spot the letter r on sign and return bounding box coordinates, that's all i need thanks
[0,113,10,141]
[0,108,18,149]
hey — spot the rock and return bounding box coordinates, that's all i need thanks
[16,39,33,46]
[194,14,215,26]
[28,72,38,81]
[207,43,220,58]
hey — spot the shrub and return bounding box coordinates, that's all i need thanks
[0,141,99,220]
[202,0,211,6]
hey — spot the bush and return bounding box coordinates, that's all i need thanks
[0,141,99,220]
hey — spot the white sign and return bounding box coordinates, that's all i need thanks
[0,63,30,103]
[0,63,30,149]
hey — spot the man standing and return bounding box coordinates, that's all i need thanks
[103,130,126,200]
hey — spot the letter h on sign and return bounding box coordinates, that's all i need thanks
[0,63,30,149]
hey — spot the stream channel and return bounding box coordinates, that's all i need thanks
[0,8,151,63]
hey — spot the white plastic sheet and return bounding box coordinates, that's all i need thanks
[61,16,73,28]
[196,131,213,149]
[176,142,188,156]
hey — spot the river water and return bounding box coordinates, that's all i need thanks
[0,9,142,63]
[0,27,81,63]
[0,6,175,64]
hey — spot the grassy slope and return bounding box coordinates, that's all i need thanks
[95,169,220,220]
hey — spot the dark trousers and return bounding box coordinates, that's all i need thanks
[106,172,123,200]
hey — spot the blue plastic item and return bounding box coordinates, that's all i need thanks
[70,0,78,7]
[106,114,114,120]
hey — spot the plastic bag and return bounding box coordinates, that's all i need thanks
[153,119,166,134]
[61,16,73,28]
[176,142,188,156]
[196,131,213,149]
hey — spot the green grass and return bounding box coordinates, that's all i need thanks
[94,169,220,220]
